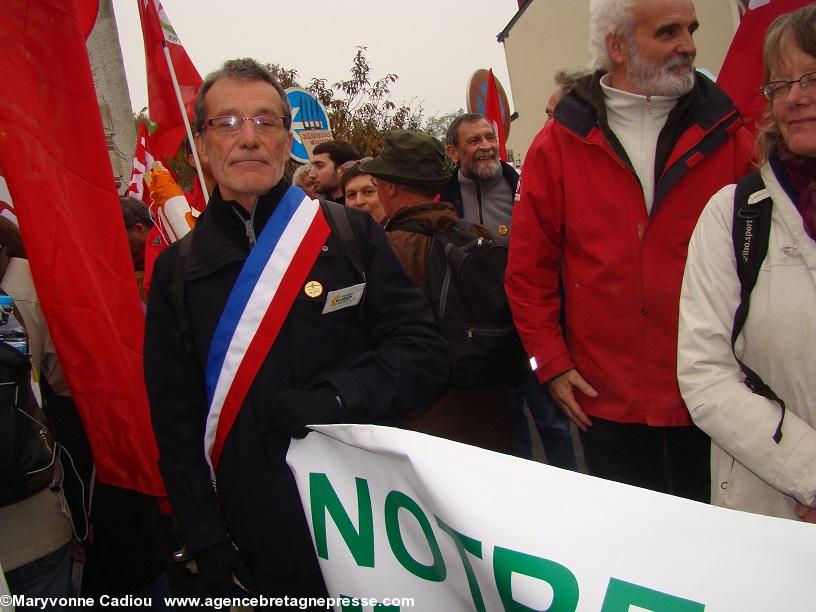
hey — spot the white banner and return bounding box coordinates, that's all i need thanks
[287,425,816,611]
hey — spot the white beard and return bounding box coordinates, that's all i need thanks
[627,50,695,97]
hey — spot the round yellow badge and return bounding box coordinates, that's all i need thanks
[497,224,509,236]
[304,281,323,298]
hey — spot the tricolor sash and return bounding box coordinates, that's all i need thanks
[204,186,331,477]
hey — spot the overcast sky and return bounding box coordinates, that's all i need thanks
[112,0,522,119]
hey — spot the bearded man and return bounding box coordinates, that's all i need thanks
[442,113,517,245]
[442,114,579,470]
[505,0,755,500]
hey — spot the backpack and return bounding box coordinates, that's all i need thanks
[388,218,527,389]
[732,171,785,444]
[0,340,57,506]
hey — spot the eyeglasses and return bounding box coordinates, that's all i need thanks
[340,157,374,171]
[204,115,288,134]
[760,71,816,101]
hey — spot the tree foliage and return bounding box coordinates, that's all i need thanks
[139,48,458,187]
[304,47,425,156]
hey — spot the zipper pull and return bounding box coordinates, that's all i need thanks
[245,219,256,249]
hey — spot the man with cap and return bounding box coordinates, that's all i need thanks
[360,130,512,452]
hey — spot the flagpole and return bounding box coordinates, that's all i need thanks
[162,42,209,204]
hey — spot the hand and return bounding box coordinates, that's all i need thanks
[795,502,816,523]
[260,388,342,438]
[547,368,597,432]
[195,541,258,596]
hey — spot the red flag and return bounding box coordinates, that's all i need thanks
[126,121,156,203]
[717,0,811,135]
[486,69,508,161]
[0,0,164,496]
[75,0,99,38]
[136,0,202,160]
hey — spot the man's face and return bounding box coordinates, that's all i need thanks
[447,118,501,181]
[546,85,566,121]
[308,153,341,197]
[612,0,698,97]
[194,78,292,210]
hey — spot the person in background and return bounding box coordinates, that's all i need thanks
[292,163,318,199]
[0,217,74,602]
[506,0,755,500]
[340,159,386,225]
[678,5,816,521]
[307,140,360,204]
[120,195,154,303]
[442,112,577,469]
[361,130,513,453]
[546,67,592,121]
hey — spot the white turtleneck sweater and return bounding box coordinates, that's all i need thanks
[600,74,680,213]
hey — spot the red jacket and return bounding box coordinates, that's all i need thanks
[506,73,755,426]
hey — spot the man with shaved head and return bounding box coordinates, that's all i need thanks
[506,0,755,501]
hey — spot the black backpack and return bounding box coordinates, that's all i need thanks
[0,340,57,506]
[389,219,527,389]
[732,171,785,444]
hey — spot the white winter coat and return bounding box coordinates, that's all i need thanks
[678,162,816,521]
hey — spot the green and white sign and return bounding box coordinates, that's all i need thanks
[288,425,816,611]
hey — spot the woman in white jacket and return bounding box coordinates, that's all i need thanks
[678,4,816,522]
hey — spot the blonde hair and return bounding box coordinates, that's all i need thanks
[756,5,816,163]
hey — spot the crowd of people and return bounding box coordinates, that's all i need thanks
[2,0,815,608]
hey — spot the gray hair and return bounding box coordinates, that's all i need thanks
[292,163,311,188]
[193,58,292,133]
[589,0,636,71]
[445,113,492,147]
[757,4,816,163]
[554,67,592,89]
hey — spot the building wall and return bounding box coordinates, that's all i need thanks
[501,0,740,163]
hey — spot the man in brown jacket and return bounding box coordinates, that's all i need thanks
[360,130,511,452]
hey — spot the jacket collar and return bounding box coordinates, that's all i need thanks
[186,180,289,279]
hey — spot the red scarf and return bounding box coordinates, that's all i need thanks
[778,143,816,240]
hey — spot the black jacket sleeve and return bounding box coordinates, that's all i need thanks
[319,210,450,423]
[144,243,228,555]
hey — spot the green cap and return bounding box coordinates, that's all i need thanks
[359,130,451,192]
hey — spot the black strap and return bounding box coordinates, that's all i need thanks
[731,171,785,443]
[320,200,366,317]
[171,233,195,355]
[387,219,433,237]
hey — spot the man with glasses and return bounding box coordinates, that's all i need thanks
[307,140,360,204]
[144,58,448,602]
[506,0,755,501]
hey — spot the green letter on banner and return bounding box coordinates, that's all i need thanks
[494,546,579,611]
[436,516,486,612]
[601,578,705,612]
[384,491,446,581]
[309,473,374,567]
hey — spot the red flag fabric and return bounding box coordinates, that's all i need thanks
[486,69,508,161]
[136,0,202,160]
[717,0,811,136]
[0,0,164,496]
[126,121,156,202]
[75,0,99,38]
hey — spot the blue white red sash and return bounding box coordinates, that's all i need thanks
[204,186,330,477]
